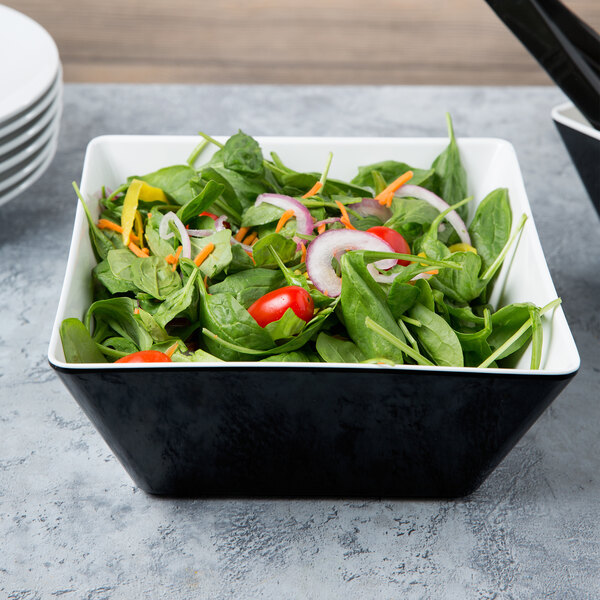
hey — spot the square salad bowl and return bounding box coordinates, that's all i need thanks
[48,135,580,498]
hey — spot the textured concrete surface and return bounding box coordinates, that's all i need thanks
[1,85,599,599]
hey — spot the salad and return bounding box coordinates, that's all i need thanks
[60,116,560,368]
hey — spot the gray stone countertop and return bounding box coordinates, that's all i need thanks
[1,85,599,599]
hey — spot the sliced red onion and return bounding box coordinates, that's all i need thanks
[349,197,392,222]
[395,184,470,245]
[230,237,253,252]
[306,230,396,297]
[159,212,191,259]
[255,193,314,236]
[187,229,215,238]
[214,215,228,231]
[370,270,435,284]
[313,217,341,229]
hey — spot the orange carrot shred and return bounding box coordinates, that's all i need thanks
[275,209,295,233]
[234,226,250,242]
[203,275,209,288]
[245,250,256,263]
[302,181,323,199]
[133,307,140,315]
[194,242,215,267]
[335,200,357,230]
[165,342,178,358]
[98,219,139,243]
[128,241,148,258]
[301,243,307,263]
[243,231,258,245]
[165,254,176,264]
[375,171,414,206]
[317,223,326,235]
[170,245,183,271]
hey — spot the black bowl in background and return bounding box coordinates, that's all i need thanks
[552,102,600,215]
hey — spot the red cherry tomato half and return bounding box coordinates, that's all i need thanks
[198,211,219,220]
[115,350,172,363]
[248,286,314,328]
[367,226,411,267]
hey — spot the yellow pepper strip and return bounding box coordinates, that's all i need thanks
[417,252,438,275]
[121,179,144,245]
[134,210,145,249]
[138,181,167,202]
[449,243,478,254]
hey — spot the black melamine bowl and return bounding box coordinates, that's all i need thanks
[552,102,600,215]
[48,135,580,498]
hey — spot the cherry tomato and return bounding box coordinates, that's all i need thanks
[115,350,172,363]
[248,286,314,328]
[198,211,219,220]
[367,226,411,267]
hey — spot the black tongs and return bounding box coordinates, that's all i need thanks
[485,0,600,129]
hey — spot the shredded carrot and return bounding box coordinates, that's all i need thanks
[203,274,209,288]
[194,242,215,267]
[243,231,258,245]
[133,307,140,315]
[234,226,250,242]
[169,245,183,270]
[165,342,178,358]
[142,247,150,256]
[317,223,326,235]
[302,181,323,199]
[97,219,139,244]
[375,170,414,207]
[165,254,176,264]
[301,243,307,263]
[245,250,256,263]
[128,241,148,258]
[335,200,357,230]
[275,209,295,233]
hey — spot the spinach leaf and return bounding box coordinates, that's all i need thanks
[387,281,420,319]
[222,130,264,176]
[242,203,284,228]
[264,307,307,342]
[315,332,366,363]
[468,187,512,271]
[529,306,543,370]
[171,348,225,362]
[384,197,441,244]
[431,251,483,304]
[132,165,198,205]
[414,278,435,312]
[260,351,320,362]
[73,182,114,261]
[85,297,153,351]
[201,164,267,212]
[60,318,107,363]
[407,302,464,367]
[176,180,225,224]
[131,256,182,299]
[227,244,256,273]
[209,268,285,308]
[431,113,468,220]
[153,268,199,328]
[144,218,176,259]
[93,260,138,294]
[339,252,405,363]
[252,233,297,267]
[189,229,233,278]
[487,303,534,359]
[351,161,434,190]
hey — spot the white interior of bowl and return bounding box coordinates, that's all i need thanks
[552,102,600,141]
[48,135,580,375]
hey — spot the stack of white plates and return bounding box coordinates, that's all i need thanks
[0,5,62,208]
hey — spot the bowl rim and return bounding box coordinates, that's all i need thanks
[48,134,581,377]
[552,101,600,141]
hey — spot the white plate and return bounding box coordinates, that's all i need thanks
[0,65,62,139]
[0,133,59,208]
[0,5,60,123]
[0,117,59,175]
[48,135,580,375]
[0,89,62,156]
[0,125,59,193]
